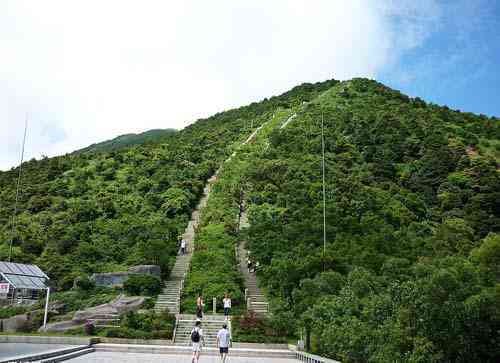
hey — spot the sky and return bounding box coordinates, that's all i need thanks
[1,0,499,170]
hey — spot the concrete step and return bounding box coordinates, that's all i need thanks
[94,343,295,358]
[40,347,95,363]
[84,314,119,319]
[86,319,120,325]
[4,345,94,363]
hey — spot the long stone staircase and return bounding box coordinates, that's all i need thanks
[238,204,269,316]
[154,176,215,314]
[173,314,226,347]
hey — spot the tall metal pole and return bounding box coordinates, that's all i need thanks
[9,114,28,262]
[43,287,50,328]
[321,113,326,269]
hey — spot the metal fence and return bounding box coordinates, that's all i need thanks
[294,351,341,363]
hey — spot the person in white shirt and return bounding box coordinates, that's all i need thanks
[216,323,231,363]
[181,239,186,255]
[223,293,231,321]
[191,320,204,363]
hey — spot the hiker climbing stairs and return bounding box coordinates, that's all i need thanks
[173,314,227,347]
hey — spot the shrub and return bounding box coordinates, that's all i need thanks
[0,306,28,319]
[141,297,155,309]
[84,321,95,335]
[123,274,161,296]
[232,311,288,343]
[103,327,154,339]
[103,310,175,340]
[74,275,96,291]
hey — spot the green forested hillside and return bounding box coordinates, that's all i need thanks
[1,77,499,361]
[0,79,336,289]
[75,129,178,154]
[237,79,500,362]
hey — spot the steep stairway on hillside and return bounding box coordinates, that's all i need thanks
[159,118,276,317]
[154,176,216,314]
[238,204,269,316]
[173,314,227,347]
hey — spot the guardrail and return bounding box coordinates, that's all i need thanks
[294,351,341,363]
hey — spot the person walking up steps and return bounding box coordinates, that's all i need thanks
[196,294,205,319]
[191,320,204,363]
[180,239,186,255]
[223,293,231,321]
[216,323,231,363]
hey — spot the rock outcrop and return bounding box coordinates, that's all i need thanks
[39,294,144,333]
[1,313,29,333]
[91,265,161,287]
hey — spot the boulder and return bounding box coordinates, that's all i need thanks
[38,319,84,333]
[110,295,145,314]
[73,302,117,322]
[128,265,161,278]
[39,295,144,333]
[1,313,29,333]
[91,265,161,287]
[91,271,129,287]
[73,295,144,322]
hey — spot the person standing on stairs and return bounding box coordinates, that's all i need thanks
[180,239,186,255]
[223,293,231,321]
[216,323,231,363]
[196,294,205,319]
[191,320,204,363]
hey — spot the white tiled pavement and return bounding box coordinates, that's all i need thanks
[68,351,297,362]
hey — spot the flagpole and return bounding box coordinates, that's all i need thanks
[9,114,28,262]
[321,113,326,270]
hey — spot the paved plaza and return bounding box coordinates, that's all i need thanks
[0,343,78,361]
[69,351,298,363]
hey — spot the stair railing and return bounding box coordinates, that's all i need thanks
[172,315,179,343]
[294,351,341,363]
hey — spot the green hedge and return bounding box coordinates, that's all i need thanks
[123,274,161,296]
[101,310,175,340]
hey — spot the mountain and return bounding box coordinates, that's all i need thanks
[75,128,178,154]
[0,78,498,361]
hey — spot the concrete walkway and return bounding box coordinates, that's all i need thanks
[68,351,297,362]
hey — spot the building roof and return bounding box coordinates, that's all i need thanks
[0,261,49,290]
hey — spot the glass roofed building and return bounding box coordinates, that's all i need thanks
[0,261,49,305]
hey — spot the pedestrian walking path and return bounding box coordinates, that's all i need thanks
[67,351,298,362]
[154,175,217,314]
[237,204,269,316]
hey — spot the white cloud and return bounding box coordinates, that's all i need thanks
[1,0,441,170]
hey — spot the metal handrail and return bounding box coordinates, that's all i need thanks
[172,314,179,343]
[294,351,341,363]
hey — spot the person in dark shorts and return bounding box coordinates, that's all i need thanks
[216,323,231,362]
[191,319,204,363]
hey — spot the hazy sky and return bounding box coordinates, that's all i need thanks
[1,0,499,170]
